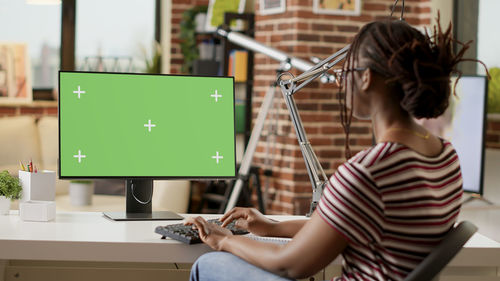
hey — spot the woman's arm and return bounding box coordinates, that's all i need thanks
[220,207,308,238]
[187,211,348,279]
[267,219,308,238]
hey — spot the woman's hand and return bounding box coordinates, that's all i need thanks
[220,207,278,237]
[184,216,233,251]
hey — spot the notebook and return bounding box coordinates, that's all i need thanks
[245,233,291,245]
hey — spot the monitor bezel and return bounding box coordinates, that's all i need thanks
[58,70,237,180]
[457,74,488,195]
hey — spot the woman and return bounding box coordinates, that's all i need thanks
[186,18,485,281]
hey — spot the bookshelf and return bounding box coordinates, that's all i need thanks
[220,12,255,148]
[196,13,264,214]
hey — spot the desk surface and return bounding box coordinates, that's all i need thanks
[0,211,301,263]
[1,211,499,266]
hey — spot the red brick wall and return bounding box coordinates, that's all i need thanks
[487,117,500,149]
[250,0,433,214]
[0,102,58,118]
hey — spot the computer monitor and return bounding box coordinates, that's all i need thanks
[59,71,236,220]
[418,75,488,195]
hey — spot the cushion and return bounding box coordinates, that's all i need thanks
[38,116,69,195]
[153,180,190,213]
[37,116,58,168]
[0,116,41,175]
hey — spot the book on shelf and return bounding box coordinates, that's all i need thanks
[227,50,248,82]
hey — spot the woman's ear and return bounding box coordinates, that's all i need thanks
[360,68,372,91]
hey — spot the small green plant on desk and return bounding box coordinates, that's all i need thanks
[0,170,22,200]
[0,170,22,214]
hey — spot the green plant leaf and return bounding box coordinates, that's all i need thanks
[488,67,500,113]
[0,170,23,200]
[141,40,162,74]
[179,5,208,74]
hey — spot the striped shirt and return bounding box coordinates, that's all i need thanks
[317,140,463,281]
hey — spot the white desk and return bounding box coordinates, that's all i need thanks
[1,212,499,281]
[0,212,311,281]
[0,211,260,263]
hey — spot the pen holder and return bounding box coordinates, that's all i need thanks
[18,170,56,202]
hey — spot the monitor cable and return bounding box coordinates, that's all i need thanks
[131,181,153,205]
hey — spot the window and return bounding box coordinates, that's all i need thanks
[0,0,61,89]
[75,0,156,73]
[477,0,500,74]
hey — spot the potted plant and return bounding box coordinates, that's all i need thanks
[0,170,23,215]
[180,5,208,74]
[141,40,162,74]
[488,67,500,114]
[69,180,94,206]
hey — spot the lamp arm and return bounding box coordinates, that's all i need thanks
[215,26,336,81]
[216,25,348,215]
[278,73,332,215]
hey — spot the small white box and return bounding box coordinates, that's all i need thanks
[19,200,56,222]
[18,170,56,202]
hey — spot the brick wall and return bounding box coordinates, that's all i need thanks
[487,116,500,149]
[0,102,58,118]
[250,0,432,214]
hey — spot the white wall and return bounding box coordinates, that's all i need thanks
[430,0,453,30]
[478,0,500,74]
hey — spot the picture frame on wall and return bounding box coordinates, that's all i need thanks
[259,0,286,15]
[313,0,362,16]
[205,0,246,32]
[0,42,32,103]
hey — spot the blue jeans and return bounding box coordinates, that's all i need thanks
[189,251,297,281]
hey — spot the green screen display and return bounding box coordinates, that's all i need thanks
[59,72,236,178]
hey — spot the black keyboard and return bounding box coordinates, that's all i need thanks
[155,218,249,244]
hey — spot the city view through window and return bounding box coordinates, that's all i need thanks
[0,0,155,90]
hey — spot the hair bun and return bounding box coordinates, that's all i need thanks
[400,76,450,119]
[387,33,454,119]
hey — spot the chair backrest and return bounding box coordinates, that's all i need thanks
[403,221,478,281]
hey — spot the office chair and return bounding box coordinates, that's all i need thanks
[403,221,478,281]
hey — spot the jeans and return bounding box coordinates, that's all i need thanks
[189,251,297,281]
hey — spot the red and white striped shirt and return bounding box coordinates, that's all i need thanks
[317,140,463,281]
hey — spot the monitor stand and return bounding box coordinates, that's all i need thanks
[462,193,494,205]
[103,179,184,221]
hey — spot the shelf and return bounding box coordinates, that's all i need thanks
[194,31,214,35]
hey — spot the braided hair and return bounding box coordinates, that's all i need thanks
[339,15,489,159]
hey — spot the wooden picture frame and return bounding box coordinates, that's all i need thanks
[0,42,32,103]
[205,0,246,32]
[259,0,286,15]
[313,0,362,16]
